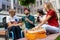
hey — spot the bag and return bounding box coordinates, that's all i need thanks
[25,28,46,40]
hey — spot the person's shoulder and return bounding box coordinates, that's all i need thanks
[14,15,19,19]
[21,16,25,20]
[30,15,34,17]
[50,9,55,13]
[6,16,10,18]
[14,15,18,17]
[22,16,25,18]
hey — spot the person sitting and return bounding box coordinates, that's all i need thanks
[21,8,35,30]
[35,2,60,34]
[20,8,35,37]
[37,9,46,23]
[6,9,22,40]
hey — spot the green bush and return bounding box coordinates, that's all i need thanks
[19,0,36,6]
[55,35,60,40]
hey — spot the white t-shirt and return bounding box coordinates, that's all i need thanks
[6,15,19,23]
[39,15,46,21]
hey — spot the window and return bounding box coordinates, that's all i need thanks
[59,0,60,5]
[40,0,42,5]
[7,0,9,1]
[37,1,39,6]
[2,4,5,10]
[7,0,10,2]
[14,7,16,9]
[7,6,10,11]
[14,0,15,4]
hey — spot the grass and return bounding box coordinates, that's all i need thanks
[55,35,60,40]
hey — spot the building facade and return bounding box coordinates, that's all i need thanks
[0,0,18,11]
[29,0,60,19]
[0,0,60,16]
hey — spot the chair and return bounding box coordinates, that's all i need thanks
[3,17,14,40]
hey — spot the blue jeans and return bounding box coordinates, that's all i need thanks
[41,24,60,33]
[8,26,22,40]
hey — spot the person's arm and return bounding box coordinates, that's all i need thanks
[36,11,55,28]
[25,17,35,24]
[37,15,51,27]
[16,17,24,26]
[7,22,15,28]
[16,22,23,26]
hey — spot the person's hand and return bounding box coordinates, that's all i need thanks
[13,21,17,24]
[33,25,41,29]
[24,30,28,33]
[13,24,18,26]
[25,18,29,22]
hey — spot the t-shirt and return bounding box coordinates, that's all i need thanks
[39,15,46,21]
[6,15,19,24]
[22,15,35,29]
[46,9,59,27]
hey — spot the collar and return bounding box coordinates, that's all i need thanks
[9,15,16,18]
[26,14,30,18]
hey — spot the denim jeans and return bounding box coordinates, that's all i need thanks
[41,24,60,33]
[8,26,22,40]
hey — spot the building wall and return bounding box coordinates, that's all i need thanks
[29,0,60,14]
[0,0,18,11]
[0,0,2,9]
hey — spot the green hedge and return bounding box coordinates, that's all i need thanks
[55,35,60,40]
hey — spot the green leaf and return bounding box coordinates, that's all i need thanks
[19,0,36,6]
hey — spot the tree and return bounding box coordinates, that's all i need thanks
[19,0,36,6]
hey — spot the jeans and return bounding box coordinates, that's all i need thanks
[8,26,22,40]
[41,24,60,33]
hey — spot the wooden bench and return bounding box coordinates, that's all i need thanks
[0,30,5,36]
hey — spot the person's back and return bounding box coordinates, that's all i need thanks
[47,9,59,27]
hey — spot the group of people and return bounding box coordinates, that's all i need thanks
[6,2,60,40]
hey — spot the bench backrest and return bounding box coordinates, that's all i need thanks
[3,17,8,29]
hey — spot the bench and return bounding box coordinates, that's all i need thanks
[19,33,60,40]
[0,30,5,36]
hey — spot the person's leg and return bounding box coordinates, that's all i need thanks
[24,28,28,38]
[46,25,60,33]
[8,26,17,40]
[8,26,22,40]
[41,24,60,33]
[15,26,22,39]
